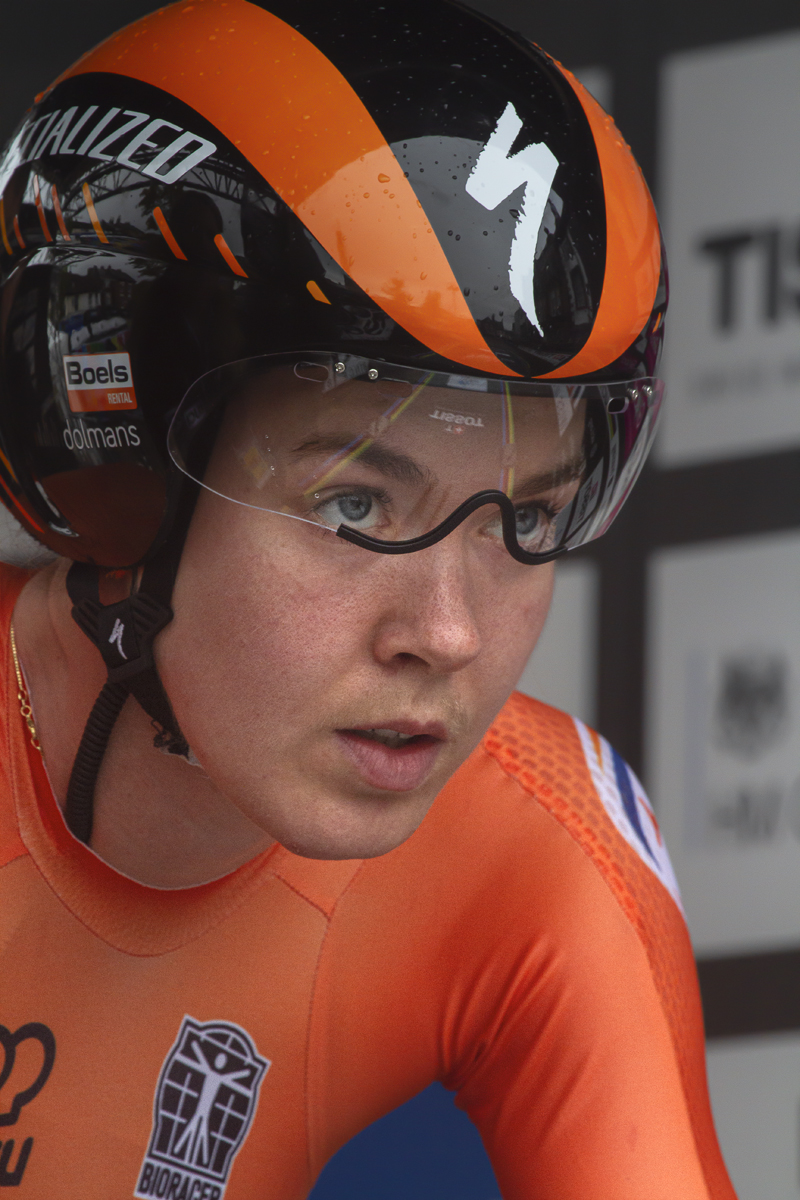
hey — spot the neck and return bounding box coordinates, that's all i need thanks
[12,561,274,888]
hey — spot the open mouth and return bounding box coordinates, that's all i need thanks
[344,728,436,750]
[335,724,446,791]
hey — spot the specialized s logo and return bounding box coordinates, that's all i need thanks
[466,102,559,336]
[135,1017,269,1200]
[0,1022,56,1187]
[108,618,128,661]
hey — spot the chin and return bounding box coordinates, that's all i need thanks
[260,790,435,861]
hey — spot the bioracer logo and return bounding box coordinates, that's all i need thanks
[63,352,137,413]
[135,1016,269,1200]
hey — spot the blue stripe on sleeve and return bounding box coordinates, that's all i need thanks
[611,746,656,862]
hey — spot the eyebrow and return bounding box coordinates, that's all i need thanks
[512,453,586,499]
[292,434,430,487]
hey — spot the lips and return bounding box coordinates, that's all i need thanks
[335,721,446,791]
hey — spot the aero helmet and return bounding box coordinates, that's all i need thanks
[0,0,667,839]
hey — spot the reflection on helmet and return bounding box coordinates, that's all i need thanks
[0,0,666,568]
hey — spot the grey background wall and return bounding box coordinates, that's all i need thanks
[3,2,800,1195]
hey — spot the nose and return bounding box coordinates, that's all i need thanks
[369,535,482,675]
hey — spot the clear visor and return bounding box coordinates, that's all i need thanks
[167,354,663,564]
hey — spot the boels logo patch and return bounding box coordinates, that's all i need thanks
[63,352,137,413]
[135,1017,269,1200]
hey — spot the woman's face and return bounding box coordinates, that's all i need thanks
[156,372,571,859]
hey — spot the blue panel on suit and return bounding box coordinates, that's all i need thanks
[309,1082,501,1200]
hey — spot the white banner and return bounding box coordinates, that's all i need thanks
[657,33,800,465]
[647,532,800,954]
[706,1033,800,1200]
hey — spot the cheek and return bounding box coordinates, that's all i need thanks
[160,484,555,758]
[522,565,555,642]
[481,564,554,689]
[159,499,373,725]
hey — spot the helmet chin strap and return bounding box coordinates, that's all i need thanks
[64,490,197,845]
[64,556,186,844]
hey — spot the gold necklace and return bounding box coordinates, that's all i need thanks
[9,621,42,754]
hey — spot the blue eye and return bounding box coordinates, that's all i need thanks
[514,504,559,551]
[336,494,373,523]
[484,503,555,552]
[315,490,382,529]
[513,505,544,538]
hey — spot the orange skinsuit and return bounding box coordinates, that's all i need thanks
[0,567,735,1199]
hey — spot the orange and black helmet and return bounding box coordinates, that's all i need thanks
[0,0,666,569]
